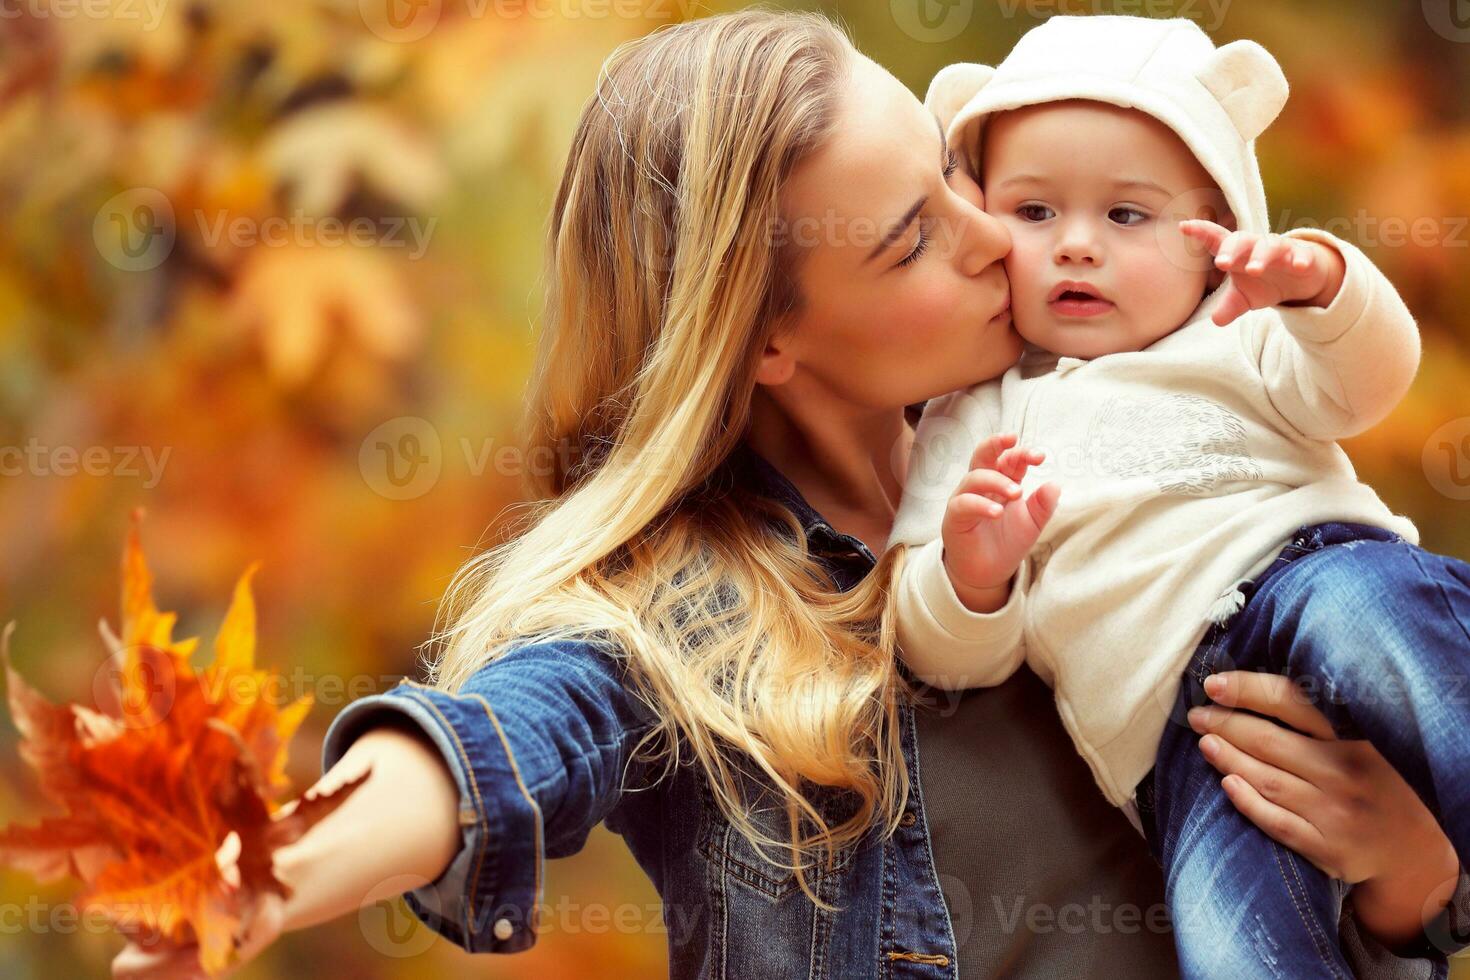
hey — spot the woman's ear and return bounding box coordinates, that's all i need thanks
[754,325,798,387]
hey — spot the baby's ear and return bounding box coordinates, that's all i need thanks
[1197,40,1289,143]
[924,63,995,133]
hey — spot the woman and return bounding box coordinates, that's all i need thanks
[115,10,1467,978]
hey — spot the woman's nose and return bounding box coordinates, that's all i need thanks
[957,206,1011,278]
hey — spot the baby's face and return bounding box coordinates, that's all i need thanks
[980,101,1229,358]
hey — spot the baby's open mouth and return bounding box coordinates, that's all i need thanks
[1048,281,1114,317]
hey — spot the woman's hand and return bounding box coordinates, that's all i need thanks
[111,825,291,978]
[1188,670,1461,949]
[111,893,285,979]
[110,723,462,977]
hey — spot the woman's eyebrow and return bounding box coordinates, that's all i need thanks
[864,116,947,265]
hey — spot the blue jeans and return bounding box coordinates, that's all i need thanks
[1136,522,1470,979]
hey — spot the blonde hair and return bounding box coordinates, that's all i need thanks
[422,8,912,909]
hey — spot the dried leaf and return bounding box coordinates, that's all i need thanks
[0,515,367,975]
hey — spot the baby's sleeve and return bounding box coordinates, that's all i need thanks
[894,539,1030,690]
[1244,226,1421,442]
[887,389,1028,691]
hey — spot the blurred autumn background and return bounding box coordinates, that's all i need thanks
[0,0,1466,976]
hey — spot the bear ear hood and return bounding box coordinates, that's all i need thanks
[926,15,1288,236]
[924,63,996,135]
[1197,38,1288,143]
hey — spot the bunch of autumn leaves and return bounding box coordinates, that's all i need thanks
[0,515,368,974]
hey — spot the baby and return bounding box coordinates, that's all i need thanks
[886,15,1470,977]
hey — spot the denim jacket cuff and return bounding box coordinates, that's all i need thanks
[1423,865,1470,959]
[1340,865,1470,977]
[320,680,546,953]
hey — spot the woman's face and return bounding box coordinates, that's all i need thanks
[765,53,1018,410]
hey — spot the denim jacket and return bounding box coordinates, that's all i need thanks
[321,440,1470,978]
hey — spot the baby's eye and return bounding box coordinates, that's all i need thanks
[1016,203,1053,222]
[1109,206,1149,226]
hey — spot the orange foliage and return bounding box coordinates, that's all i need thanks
[0,513,366,975]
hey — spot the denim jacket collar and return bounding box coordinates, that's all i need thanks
[722,439,884,569]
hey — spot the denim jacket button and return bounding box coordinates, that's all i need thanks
[899,810,917,827]
[493,918,514,941]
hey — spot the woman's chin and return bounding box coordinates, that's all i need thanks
[973,318,1026,381]
[995,317,1025,359]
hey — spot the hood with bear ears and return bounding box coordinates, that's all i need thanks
[926,15,1288,237]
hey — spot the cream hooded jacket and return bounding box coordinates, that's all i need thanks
[886,16,1421,808]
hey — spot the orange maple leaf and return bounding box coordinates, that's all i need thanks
[0,512,367,975]
[100,514,313,805]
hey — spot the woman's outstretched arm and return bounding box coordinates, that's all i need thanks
[274,721,464,930]
[112,723,463,978]
[114,638,660,977]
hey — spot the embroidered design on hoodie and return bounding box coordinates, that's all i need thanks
[1084,394,1263,495]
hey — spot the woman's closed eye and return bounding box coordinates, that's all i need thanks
[896,148,963,268]
[897,218,932,267]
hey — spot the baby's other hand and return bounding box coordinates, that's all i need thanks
[1179,219,1346,327]
[940,433,1060,613]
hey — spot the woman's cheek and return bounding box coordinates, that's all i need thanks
[895,276,968,347]
[906,289,961,343]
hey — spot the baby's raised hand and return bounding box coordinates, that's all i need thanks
[1179,219,1347,327]
[940,433,1060,613]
